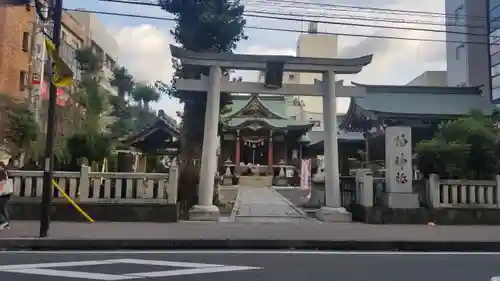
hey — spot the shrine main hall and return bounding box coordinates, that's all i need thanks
[218,93,365,175]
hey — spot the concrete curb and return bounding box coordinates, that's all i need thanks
[228,188,243,222]
[268,187,309,219]
[1,238,500,251]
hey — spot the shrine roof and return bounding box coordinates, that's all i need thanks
[226,117,313,129]
[122,110,180,145]
[223,94,312,129]
[223,94,288,118]
[347,82,496,116]
[307,129,365,147]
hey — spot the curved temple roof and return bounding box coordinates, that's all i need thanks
[340,82,497,130]
[224,94,288,120]
[122,110,180,146]
[222,94,312,130]
[349,82,496,115]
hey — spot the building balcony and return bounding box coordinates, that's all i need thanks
[101,65,114,80]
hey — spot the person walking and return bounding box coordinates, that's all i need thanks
[0,162,13,230]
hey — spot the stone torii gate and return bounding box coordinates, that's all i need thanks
[170,45,373,222]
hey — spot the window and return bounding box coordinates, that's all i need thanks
[72,40,79,49]
[490,1,500,22]
[288,74,295,80]
[493,86,500,100]
[22,32,30,52]
[19,71,27,90]
[492,64,500,77]
[492,74,500,89]
[455,44,465,60]
[310,120,321,127]
[491,38,500,54]
[491,29,500,43]
[453,5,464,26]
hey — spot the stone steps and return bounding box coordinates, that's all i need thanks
[238,176,273,187]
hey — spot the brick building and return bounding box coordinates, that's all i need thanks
[0,5,34,98]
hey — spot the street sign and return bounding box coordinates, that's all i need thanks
[44,37,73,88]
[0,258,261,280]
[32,73,40,84]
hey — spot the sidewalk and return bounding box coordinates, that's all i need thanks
[1,221,500,251]
[233,187,308,223]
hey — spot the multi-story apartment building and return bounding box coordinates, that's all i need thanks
[489,0,500,102]
[59,12,87,82]
[405,71,448,86]
[0,4,34,98]
[37,11,87,106]
[445,0,491,98]
[295,22,337,114]
[67,10,119,95]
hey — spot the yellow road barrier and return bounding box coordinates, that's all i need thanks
[52,180,95,223]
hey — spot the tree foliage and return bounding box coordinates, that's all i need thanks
[66,47,114,165]
[133,84,161,110]
[158,0,247,207]
[415,110,500,180]
[1,44,168,169]
[0,94,38,158]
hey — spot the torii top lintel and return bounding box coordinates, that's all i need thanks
[170,45,373,74]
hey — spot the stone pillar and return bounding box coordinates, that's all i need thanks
[299,143,303,159]
[235,130,241,167]
[384,126,419,209]
[316,70,352,222]
[189,65,221,221]
[283,131,288,164]
[356,169,373,207]
[268,131,274,175]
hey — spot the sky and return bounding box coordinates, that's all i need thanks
[63,0,447,117]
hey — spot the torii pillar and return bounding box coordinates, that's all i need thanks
[189,65,222,220]
[170,45,372,222]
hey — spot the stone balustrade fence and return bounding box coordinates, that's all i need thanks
[354,172,500,209]
[428,174,500,208]
[7,164,179,204]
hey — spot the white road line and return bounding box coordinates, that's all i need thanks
[2,250,500,255]
[128,266,260,278]
[0,260,118,270]
[110,259,223,268]
[0,268,137,280]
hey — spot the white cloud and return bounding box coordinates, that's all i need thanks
[239,0,447,112]
[97,0,447,118]
[111,24,182,119]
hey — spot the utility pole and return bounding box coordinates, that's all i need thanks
[39,0,63,238]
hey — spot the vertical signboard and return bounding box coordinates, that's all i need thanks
[385,126,412,193]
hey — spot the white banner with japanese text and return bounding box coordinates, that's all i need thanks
[300,159,311,190]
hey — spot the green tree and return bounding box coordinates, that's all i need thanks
[108,66,135,139]
[132,84,161,110]
[66,47,114,166]
[110,66,135,99]
[159,0,247,207]
[0,94,38,160]
[416,110,500,180]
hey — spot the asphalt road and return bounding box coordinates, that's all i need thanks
[0,250,499,281]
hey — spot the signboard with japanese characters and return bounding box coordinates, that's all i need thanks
[385,126,412,193]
